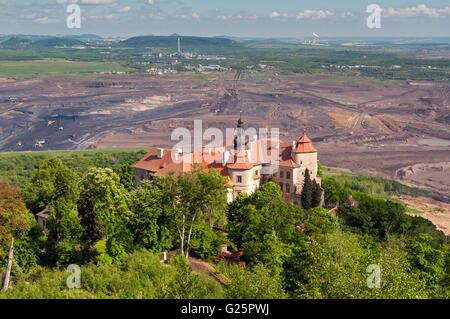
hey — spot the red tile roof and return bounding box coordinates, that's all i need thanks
[344,195,359,207]
[134,130,318,181]
[292,132,317,153]
[226,149,255,170]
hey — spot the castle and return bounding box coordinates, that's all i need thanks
[134,115,322,205]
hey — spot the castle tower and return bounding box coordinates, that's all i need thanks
[234,110,248,150]
[291,130,318,179]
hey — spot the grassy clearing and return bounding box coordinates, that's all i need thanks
[405,206,425,214]
[0,60,133,80]
[322,165,433,200]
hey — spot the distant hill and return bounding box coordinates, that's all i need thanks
[0,37,86,49]
[32,38,86,48]
[119,35,235,49]
[0,37,33,49]
[64,34,103,41]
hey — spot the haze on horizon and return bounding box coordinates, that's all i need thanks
[0,0,449,38]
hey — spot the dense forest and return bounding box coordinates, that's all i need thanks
[0,154,448,299]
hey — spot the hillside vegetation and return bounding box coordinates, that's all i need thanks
[0,37,85,50]
[119,36,235,49]
[0,152,448,299]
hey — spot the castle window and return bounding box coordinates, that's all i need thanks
[280,171,284,179]
[255,170,259,176]
[279,183,283,191]
[237,175,242,183]
[286,172,291,179]
[286,184,290,193]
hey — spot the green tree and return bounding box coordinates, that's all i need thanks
[155,169,228,259]
[286,231,428,299]
[196,169,228,229]
[301,169,312,209]
[0,180,40,290]
[337,205,376,236]
[305,207,337,239]
[218,263,287,299]
[189,222,222,260]
[23,158,82,266]
[127,180,174,253]
[112,163,135,191]
[78,168,132,262]
[321,176,352,205]
[406,233,446,287]
[311,180,322,208]
[227,182,305,275]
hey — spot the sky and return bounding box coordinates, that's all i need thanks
[0,0,449,38]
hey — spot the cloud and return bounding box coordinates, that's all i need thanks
[177,12,200,21]
[217,15,232,20]
[147,0,155,5]
[34,17,61,24]
[296,9,334,20]
[105,14,116,20]
[20,13,37,19]
[270,11,280,18]
[118,6,131,12]
[383,4,450,18]
[56,0,118,4]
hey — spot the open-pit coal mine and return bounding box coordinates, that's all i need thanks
[0,73,449,198]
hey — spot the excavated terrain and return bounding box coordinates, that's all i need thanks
[0,73,449,198]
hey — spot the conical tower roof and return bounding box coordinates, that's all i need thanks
[292,131,317,153]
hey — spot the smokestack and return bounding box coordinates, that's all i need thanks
[157,148,164,158]
[178,37,181,55]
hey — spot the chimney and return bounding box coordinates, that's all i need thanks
[178,148,183,154]
[157,148,164,158]
[221,244,228,253]
[293,140,296,149]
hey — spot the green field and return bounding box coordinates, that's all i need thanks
[0,59,133,79]
[322,165,433,200]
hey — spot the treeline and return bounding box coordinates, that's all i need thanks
[0,149,146,189]
[0,157,449,298]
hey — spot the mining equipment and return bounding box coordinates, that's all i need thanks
[34,140,46,148]
[8,96,18,103]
